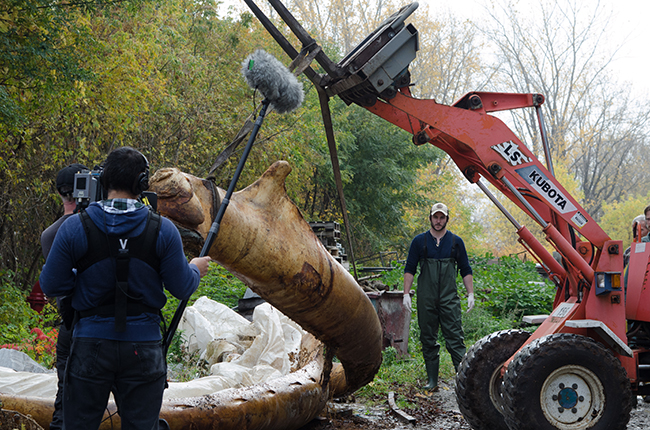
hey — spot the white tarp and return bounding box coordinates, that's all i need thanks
[0,298,305,400]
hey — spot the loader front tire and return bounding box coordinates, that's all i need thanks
[455,329,530,430]
[502,333,632,430]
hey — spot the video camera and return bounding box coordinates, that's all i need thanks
[72,167,157,211]
[72,168,104,210]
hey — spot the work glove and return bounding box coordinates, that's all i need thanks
[467,293,475,313]
[403,293,412,312]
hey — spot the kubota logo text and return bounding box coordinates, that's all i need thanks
[515,165,576,214]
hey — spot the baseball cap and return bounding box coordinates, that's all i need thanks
[634,214,645,226]
[56,163,88,195]
[430,202,448,216]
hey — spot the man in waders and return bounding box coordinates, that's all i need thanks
[402,202,474,390]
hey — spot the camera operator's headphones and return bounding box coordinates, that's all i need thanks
[99,148,150,196]
[133,151,150,196]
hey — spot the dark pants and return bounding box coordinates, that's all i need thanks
[63,338,166,430]
[50,324,72,430]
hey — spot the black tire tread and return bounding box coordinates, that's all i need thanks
[502,333,633,430]
[455,329,531,430]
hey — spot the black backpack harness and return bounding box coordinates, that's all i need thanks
[76,210,162,332]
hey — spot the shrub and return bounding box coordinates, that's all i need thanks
[462,307,517,344]
[162,262,248,323]
[470,254,554,320]
[0,270,59,368]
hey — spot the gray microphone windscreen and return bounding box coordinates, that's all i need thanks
[241,50,304,114]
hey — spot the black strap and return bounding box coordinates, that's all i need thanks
[77,210,162,274]
[115,253,129,332]
[77,210,162,332]
[420,232,459,265]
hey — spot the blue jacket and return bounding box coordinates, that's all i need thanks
[40,201,201,341]
[404,230,472,278]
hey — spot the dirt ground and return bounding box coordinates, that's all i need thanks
[299,379,650,430]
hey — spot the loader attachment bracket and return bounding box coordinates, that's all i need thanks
[328,2,420,106]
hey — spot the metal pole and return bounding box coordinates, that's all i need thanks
[317,86,359,280]
[266,0,344,79]
[500,176,548,228]
[242,0,322,85]
[164,99,271,356]
[535,104,554,176]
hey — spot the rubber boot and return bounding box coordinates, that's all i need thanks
[423,359,439,391]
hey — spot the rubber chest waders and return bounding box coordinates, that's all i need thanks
[417,250,466,387]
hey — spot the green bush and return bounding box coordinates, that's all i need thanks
[162,262,248,323]
[462,307,516,344]
[470,254,554,320]
[0,270,59,368]
[376,261,405,290]
[0,270,38,345]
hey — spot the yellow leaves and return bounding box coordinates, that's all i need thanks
[0,12,11,32]
[600,193,650,250]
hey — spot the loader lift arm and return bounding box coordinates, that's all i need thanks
[366,88,602,285]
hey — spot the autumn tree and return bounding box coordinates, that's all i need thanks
[409,8,483,104]
[278,0,406,58]
[0,0,98,130]
[0,0,308,288]
[480,0,650,219]
[265,1,486,254]
[599,192,650,250]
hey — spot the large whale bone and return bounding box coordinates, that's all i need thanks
[150,160,383,394]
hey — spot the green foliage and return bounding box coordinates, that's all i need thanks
[0,270,36,333]
[0,0,100,129]
[469,254,554,321]
[297,99,442,256]
[0,0,266,289]
[376,261,406,290]
[0,270,59,368]
[340,106,441,255]
[162,262,247,323]
[461,306,516,344]
[193,263,248,309]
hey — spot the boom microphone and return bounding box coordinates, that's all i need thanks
[165,51,303,356]
[242,49,304,113]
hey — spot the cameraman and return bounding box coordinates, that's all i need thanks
[40,147,211,430]
[41,163,88,430]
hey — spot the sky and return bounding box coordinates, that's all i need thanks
[219,0,650,95]
[424,0,650,95]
